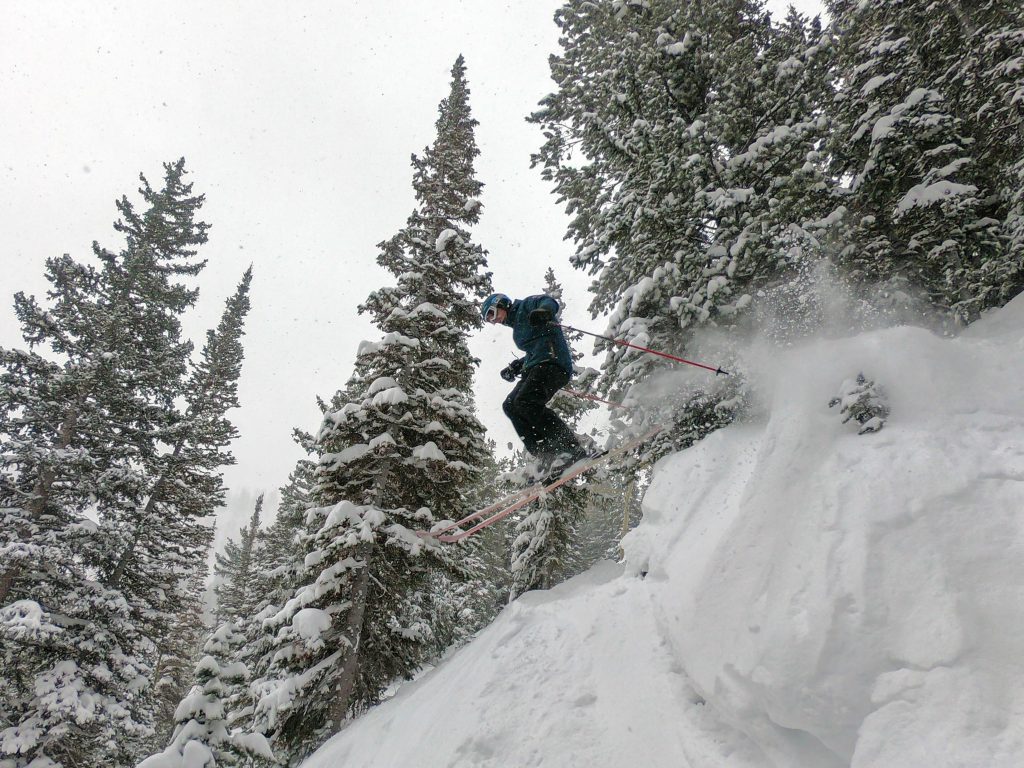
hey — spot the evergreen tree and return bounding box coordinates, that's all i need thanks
[531,1,832,457]
[214,493,264,625]
[252,457,316,613]
[150,567,212,749]
[251,56,493,762]
[102,265,252,598]
[0,160,218,768]
[453,441,514,621]
[0,570,154,767]
[137,623,273,768]
[104,266,253,762]
[232,455,316,763]
[1,159,208,605]
[927,1,1024,309]
[824,0,1009,323]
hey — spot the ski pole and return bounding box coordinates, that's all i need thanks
[556,323,729,376]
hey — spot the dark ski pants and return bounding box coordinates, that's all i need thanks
[502,362,577,457]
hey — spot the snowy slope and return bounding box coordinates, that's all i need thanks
[303,295,1024,768]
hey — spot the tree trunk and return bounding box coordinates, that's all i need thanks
[0,406,80,603]
[325,543,373,732]
[947,0,976,35]
[107,439,184,589]
[106,476,166,589]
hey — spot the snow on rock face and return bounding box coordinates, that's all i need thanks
[625,308,1024,766]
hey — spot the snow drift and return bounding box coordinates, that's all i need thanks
[302,295,1024,768]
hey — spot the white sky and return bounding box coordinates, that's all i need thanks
[0,0,825,524]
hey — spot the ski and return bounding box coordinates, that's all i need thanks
[423,426,662,543]
[424,477,553,539]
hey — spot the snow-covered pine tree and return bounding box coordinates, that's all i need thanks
[133,268,255,754]
[150,566,211,749]
[825,0,1005,323]
[137,623,273,768]
[348,50,494,675]
[103,264,252,596]
[932,1,1024,310]
[0,159,220,768]
[251,56,493,762]
[1,160,208,602]
[252,457,316,613]
[0,567,153,767]
[451,440,512,621]
[214,493,265,625]
[531,1,832,458]
[229,455,316,763]
[103,265,252,765]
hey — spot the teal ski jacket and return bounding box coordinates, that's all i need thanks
[504,294,573,375]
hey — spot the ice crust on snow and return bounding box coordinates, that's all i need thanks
[301,294,1024,768]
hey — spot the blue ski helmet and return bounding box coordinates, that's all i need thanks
[481,293,511,321]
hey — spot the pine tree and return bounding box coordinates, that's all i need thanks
[102,265,252,595]
[105,266,252,763]
[150,567,212,749]
[0,159,218,768]
[0,569,154,767]
[251,56,493,761]
[531,1,831,457]
[137,623,273,768]
[931,1,1024,309]
[214,493,264,625]
[1,162,252,768]
[231,455,316,764]
[824,0,1006,323]
[452,441,513,621]
[1,159,208,605]
[252,457,316,613]
[342,49,494,702]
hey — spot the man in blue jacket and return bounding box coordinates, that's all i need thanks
[481,292,589,477]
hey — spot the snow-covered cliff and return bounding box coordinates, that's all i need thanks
[303,294,1024,767]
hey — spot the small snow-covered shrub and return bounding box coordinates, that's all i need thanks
[829,373,889,434]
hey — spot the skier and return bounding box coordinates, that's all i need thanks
[481,292,591,478]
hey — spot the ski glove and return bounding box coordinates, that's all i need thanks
[500,358,525,382]
[528,308,553,328]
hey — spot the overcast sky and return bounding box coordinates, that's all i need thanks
[1,0,824,533]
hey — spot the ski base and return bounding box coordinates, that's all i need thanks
[422,426,661,543]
